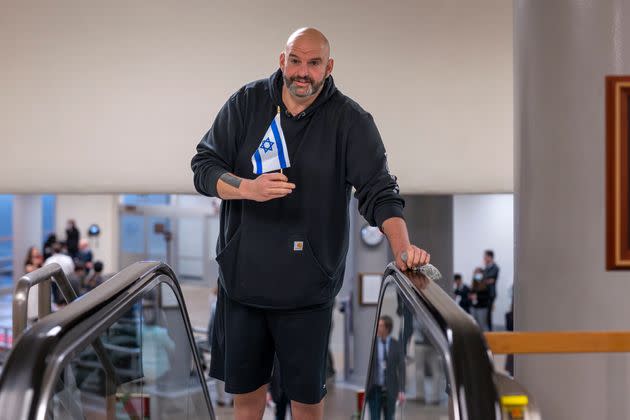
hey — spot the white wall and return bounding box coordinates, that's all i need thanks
[0,0,513,194]
[453,194,513,328]
[55,195,119,273]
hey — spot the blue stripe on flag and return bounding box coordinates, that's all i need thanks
[254,149,263,174]
[271,118,287,168]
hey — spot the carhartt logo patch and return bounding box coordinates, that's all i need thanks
[293,241,304,251]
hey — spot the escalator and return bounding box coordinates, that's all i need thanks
[0,261,538,419]
[0,261,214,420]
[360,263,541,420]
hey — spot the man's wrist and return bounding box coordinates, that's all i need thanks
[391,243,410,259]
[219,172,242,189]
[239,179,252,200]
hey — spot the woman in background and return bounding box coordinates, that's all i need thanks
[24,246,44,274]
[23,246,44,322]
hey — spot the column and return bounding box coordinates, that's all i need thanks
[515,1,630,418]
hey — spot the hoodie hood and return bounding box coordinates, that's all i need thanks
[268,68,338,118]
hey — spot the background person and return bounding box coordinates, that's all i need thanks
[367,315,405,420]
[76,238,93,269]
[24,246,44,274]
[24,246,44,322]
[470,267,491,331]
[83,261,105,292]
[482,250,499,331]
[44,242,75,307]
[453,273,471,313]
[65,219,80,259]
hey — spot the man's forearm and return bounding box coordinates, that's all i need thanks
[382,216,431,269]
[217,173,250,200]
[216,172,294,202]
[382,217,411,257]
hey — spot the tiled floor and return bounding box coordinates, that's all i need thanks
[208,380,451,420]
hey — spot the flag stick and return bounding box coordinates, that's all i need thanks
[278,106,284,176]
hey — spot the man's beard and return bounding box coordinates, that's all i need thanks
[284,74,326,98]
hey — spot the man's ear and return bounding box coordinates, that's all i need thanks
[326,57,334,77]
[279,51,286,69]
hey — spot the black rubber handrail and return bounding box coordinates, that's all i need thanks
[0,261,215,420]
[12,262,122,400]
[366,263,499,420]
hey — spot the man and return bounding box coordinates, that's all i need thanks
[83,261,105,292]
[482,250,499,331]
[67,262,86,297]
[44,242,75,306]
[65,220,80,259]
[191,27,429,420]
[453,273,471,313]
[367,316,404,420]
[76,238,94,270]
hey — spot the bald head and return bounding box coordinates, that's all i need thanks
[285,27,330,58]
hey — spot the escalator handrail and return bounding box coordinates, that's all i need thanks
[374,263,499,420]
[0,261,215,420]
[12,262,74,339]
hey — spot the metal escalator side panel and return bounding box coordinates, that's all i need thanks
[383,263,501,420]
[0,329,52,419]
[449,319,500,419]
[0,262,215,420]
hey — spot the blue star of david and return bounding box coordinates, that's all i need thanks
[260,138,274,153]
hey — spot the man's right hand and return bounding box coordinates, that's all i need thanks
[242,173,296,202]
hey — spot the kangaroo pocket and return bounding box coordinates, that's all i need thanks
[215,223,333,309]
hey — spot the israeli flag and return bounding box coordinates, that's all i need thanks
[251,111,291,174]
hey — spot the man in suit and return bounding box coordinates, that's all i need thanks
[367,315,405,420]
[65,219,80,259]
[482,250,500,331]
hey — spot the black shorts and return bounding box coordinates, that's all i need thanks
[210,287,333,404]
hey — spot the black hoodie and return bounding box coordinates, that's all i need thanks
[191,69,404,309]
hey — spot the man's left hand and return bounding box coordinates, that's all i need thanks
[396,245,430,271]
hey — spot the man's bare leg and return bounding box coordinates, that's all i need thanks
[291,399,325,420]
[234,384,267,420]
